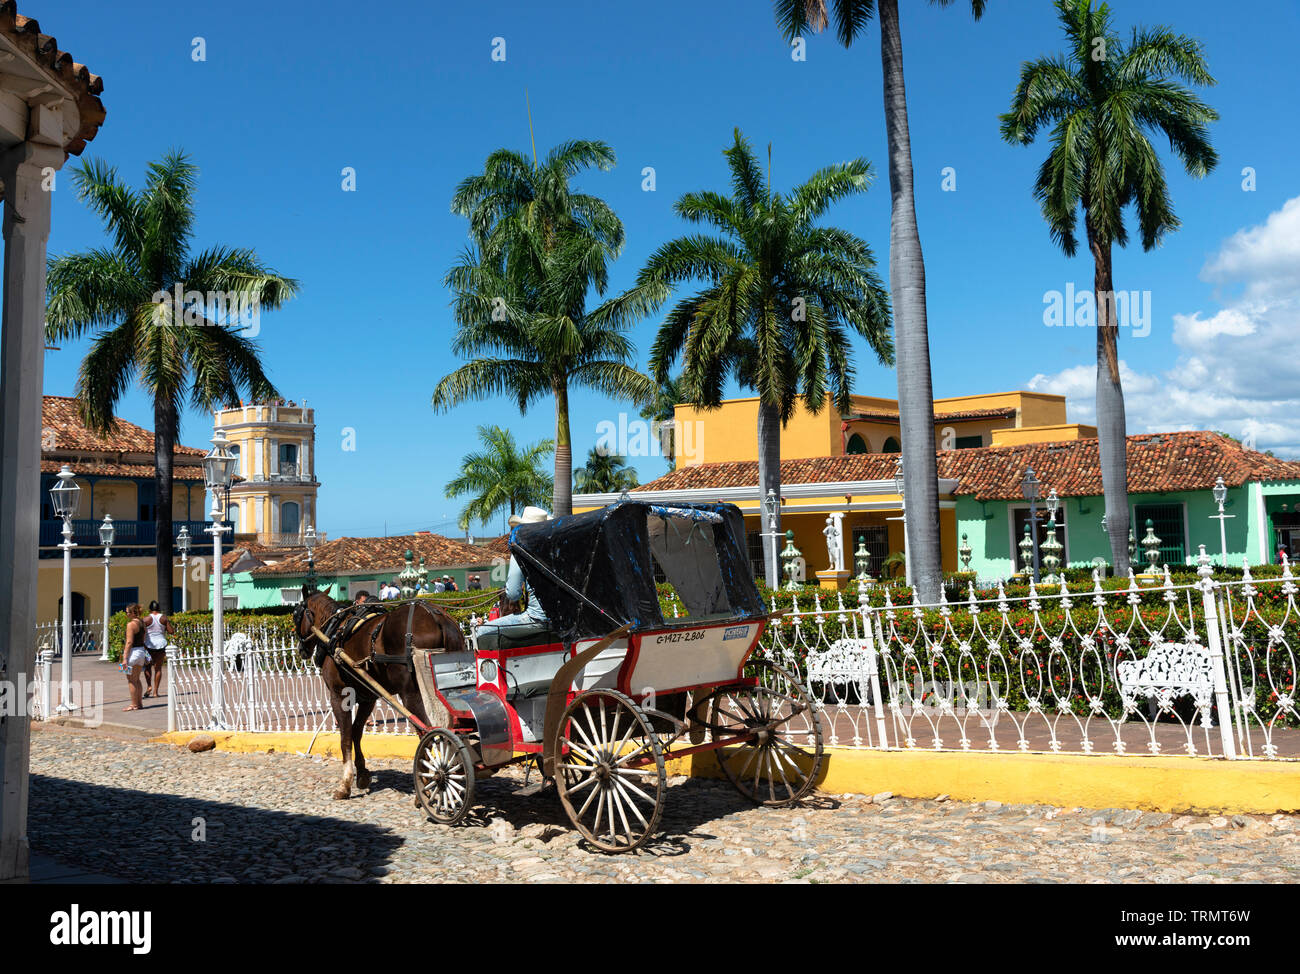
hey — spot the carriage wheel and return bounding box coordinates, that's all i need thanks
[555,689,666,854]
[413,728,476,825]
[708,660,825,806]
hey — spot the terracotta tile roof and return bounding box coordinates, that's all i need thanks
[634,431,1300,501]
[40,458,206,481]
[222,542,275,574]
[250,534,497,578]
[0,3,106,155]
[42,396,206,456]
[847,407,1017,424]
[478,534,511,556]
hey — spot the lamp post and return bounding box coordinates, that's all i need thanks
[203,428,238,729]
[1210,476,1234,568]
[760,489,781,587]
[176,526,191,612]
[1041,489,1063,584]
[98,515,114,661]
[890,457,911,587]
[49,465,80,712]
[303,522,318,591]
[1021,467,1041,584]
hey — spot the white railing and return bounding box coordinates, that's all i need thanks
[33,618,103,656]
[167,627,413,735]
[756,547,1299,761]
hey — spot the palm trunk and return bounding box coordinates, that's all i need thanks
[879,0,942,602]
[1090,228,1131,575]
[553,378,572,517]
[757,401,782,588]
[154,398,176,615]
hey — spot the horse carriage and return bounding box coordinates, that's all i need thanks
[295,500,824,853]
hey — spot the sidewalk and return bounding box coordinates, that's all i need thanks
[41,654,171,736]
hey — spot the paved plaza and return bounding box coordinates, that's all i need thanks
[26,724,1300,884]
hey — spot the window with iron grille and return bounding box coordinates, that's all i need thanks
[746,529,766,580]
[851,525,889,576]
[1011,507,1069,566]
[110,586,138,615]
[1134,502,1186,566]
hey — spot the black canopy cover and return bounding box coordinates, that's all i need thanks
[509,500,766,643]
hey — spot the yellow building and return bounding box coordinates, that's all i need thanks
[213,401,319,547]
[575,390,1097,585]
[36,397,213,625]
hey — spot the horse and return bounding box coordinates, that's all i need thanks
[292,586,465,800]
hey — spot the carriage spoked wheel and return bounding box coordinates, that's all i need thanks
[413,728,476,825]
[707,660,825,806]
[555,689,666,854]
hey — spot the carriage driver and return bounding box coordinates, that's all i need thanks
[476,505,551,640]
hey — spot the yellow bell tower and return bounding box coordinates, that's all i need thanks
[212,400,319,548]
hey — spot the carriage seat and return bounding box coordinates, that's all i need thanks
[474,621,557,653]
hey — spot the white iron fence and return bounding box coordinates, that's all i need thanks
[102,547,1298,763]
[759,549,1299,761]
[167,626,414,735]
[33,618,103,656]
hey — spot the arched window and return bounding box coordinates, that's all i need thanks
[883,436,901,453]
[281,501,300,536]
[845,433,869,455]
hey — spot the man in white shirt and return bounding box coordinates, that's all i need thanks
[433,578,446,593]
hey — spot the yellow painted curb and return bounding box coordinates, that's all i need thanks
[153,732,1300,814]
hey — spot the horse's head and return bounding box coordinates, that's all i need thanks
[293,587,335,662]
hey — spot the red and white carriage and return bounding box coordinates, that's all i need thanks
[406,500,824,852]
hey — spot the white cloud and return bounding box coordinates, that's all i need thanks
[1029,196,1300,457]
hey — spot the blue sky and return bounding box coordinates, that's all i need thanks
[37,0,1300,538]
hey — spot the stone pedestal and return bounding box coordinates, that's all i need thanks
[816,569,850,591]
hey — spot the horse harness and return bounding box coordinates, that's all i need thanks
[307,598,425,676]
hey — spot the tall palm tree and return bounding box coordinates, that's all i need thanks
[630,129,893,586]
[1001,0,1217,574]
[639,374,686,469]
[773,0,988,602]
[444,425,554,531]
[573,447,640,494]
[433,140,654,516]
[46,152,297,614]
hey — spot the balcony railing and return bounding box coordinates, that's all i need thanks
[39,518,232,552]
[252,531,326,548]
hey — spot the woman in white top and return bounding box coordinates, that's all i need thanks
[141,599,173,699]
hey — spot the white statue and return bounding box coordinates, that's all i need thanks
[823,514,845,572]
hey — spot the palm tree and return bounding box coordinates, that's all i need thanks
[639,374,686,469]
[772,0,988,602]
[46,152,297,614]
[444,425,554,531]
[573,447,640,494]
[433,140,654,516]
[1001,0,1217,574]
[630,129,893,586]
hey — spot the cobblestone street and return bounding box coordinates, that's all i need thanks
[27,725,1300,884]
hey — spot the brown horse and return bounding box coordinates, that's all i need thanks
[293,588,464,799]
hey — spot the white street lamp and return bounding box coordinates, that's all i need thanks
[203,429,238,729]
[303,522,317,590]
[49,465,80,712]
[760,489,781,588]
[1210,475,1234,568]
[890,457,911,587]
[176,525,192,611]
[1021,467,1042,584]
[98,515,114,661]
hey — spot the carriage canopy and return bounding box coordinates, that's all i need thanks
[509,500,766,642]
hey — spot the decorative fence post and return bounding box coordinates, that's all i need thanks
[1196,546,1237,759]
[857,588,890,749]
[38,647,53,721]
[166,650,176,732]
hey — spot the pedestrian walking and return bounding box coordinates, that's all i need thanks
[141,599,173,699]
[120,604,150,711]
